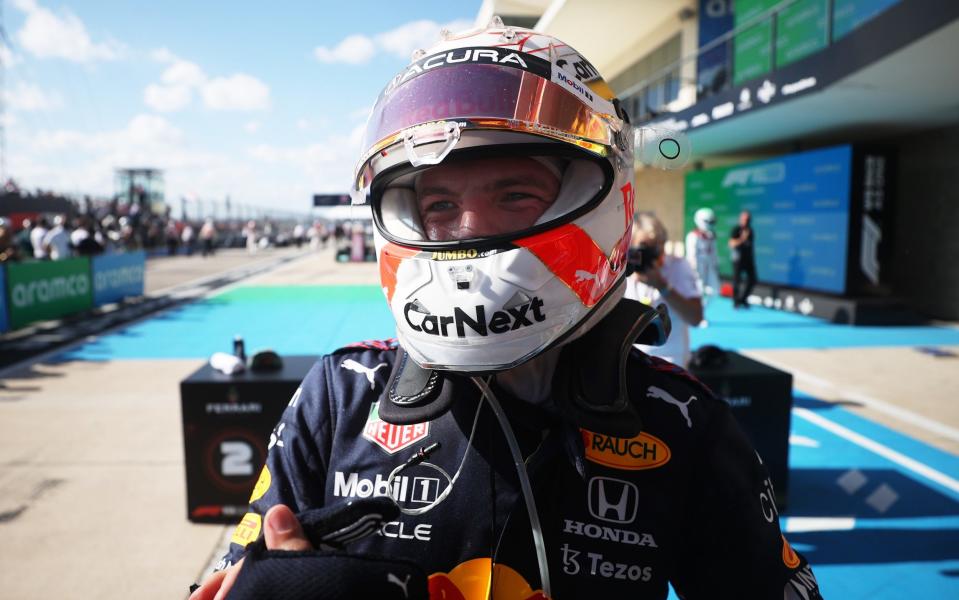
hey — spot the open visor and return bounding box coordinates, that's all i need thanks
[376,153,611,245]
[353,63,625,193]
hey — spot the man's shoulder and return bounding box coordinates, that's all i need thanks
[315,339,399,390]
[627,351,728,435]
[326,338,399,362]
[631,352,713,398]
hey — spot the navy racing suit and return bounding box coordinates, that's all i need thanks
[218,339,823,599]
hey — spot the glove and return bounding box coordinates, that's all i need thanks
[227,497,429,600]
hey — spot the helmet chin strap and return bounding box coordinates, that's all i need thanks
[494,345,562,407]
[493,280,624,406]
[378,287,670,434]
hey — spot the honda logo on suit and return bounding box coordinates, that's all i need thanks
[588,477,639,524]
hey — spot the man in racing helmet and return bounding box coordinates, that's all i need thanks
[685,206,721,311]
[192,20,821,600]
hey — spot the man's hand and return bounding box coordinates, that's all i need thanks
[634,265,668,292]
[189,505,313,600]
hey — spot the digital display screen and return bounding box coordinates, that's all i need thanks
[684,145,853,294]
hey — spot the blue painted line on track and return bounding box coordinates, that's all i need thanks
[784,395,959,598]
[691,299,959,349]
[57,285,396,361]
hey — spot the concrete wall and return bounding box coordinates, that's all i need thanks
[633,167,686,255]
[891,125,959,320]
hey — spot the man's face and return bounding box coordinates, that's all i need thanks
[631,228,664,254]
[415,156,560,241]
[739,211,751,226]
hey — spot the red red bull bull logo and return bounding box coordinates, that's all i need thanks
[428,558,548,599]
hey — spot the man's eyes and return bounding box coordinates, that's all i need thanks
[503,191,541,202]
[420,190,546,214]
[421,198,456,213]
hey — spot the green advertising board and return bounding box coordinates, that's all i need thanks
[776,0,828,67]
[733,0,775,86]
[734,0,829,84]
[6,258,93,330]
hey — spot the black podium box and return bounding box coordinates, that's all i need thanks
[180,355,318,523]
[689,351,793,508]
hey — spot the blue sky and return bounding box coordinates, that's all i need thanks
[3,0,479,214]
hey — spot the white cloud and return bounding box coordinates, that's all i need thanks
[5,81,62,111]
[31,114,183,153]
[376,19,473,60]
[296,118,311,130]
[143,58,207,111]
[313,19,474,65]
[11,0,39,11]
[201,74,271,111]
[143,51,270,113]
[150,47,177,63]
[11,114,226,196]
[14,0,124,62]
[244,121,260,134]
[313,34,377,64]
[1,44,20,66]
[7,110,361,214]
[124,114,184,146]
[162,59,207,87]
[348,106,372,120]
[245,122,366,195]
[144,83,192,112]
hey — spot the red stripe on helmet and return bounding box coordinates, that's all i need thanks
[621,182,635,227]
[516,183,633,308]
[379,242,419,304]
[515,224,619,308]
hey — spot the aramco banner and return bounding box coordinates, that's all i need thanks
[6,258,93,330]
[92,251,145,306]
[0,266,8,333]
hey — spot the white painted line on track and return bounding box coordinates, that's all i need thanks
[841,391,959,444]
[784,517,856,533]
[745,351,959,444]
[794,407,959,496]
[789,434,821,448]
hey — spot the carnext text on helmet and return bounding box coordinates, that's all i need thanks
[404,298,546,337]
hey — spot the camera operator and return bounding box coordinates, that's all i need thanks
[625,212,704,367]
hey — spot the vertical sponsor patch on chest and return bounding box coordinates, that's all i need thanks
[363,402,430,454]
[581,430,671,470]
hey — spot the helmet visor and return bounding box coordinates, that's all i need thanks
[359,63,620,168]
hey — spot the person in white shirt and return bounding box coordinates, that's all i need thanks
[30,217,49,259]
[625,212,704,367]
[42,215,72,260]
[243,220,258,254]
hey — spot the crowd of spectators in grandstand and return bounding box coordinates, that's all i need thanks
[0,186,325,263]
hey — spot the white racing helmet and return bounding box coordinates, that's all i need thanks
[351,19,689,373]
[694,207,716,231]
